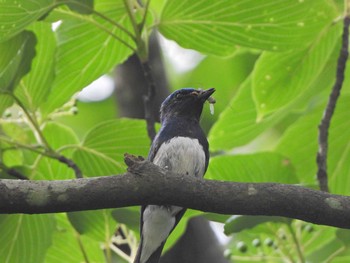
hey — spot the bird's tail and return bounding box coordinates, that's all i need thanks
[133,238,165,263]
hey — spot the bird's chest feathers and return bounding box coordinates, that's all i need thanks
[152,136,206,177]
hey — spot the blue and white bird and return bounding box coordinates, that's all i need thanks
[133,88,215,263]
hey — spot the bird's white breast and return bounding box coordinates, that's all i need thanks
[140,137,206,263]
[152,136,206,177]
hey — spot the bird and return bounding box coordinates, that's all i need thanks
[133,88,215,263]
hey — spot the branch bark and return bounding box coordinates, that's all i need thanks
[1,159,350,229]
[316,15,350,192]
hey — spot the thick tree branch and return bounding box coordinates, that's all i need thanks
[316,15,350,192]
[1,159,350,229]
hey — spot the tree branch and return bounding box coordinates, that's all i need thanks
[1,158,350,229]
[316,15,350,192]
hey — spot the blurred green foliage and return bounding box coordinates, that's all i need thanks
[0,0,349,262]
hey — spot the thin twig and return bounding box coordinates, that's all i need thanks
[316,15,350,192]
[9,95,83,179]
[0,162,28,180]
[58,155,83,178]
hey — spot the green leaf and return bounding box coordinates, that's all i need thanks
[66,0,94,14]
[276,95,350,191]
[158,0,337,55]
[206,152,298,183]
[0,214,55,263]
[0,95,13,114]
[33,123,79,180]
[43,122,79,150]
[73,119,150,176]
[336,229,350,247]
[0,31,36,93]
[0,0,56,42]
[208,45,337,152]
[112,207,140,232]
[68,209,116,241]
[42,2,135,114]
[253,23,341,117]
[176,52,258,131]
[15,22,56,111]
[45,214,105,263]
[224,216,290,235]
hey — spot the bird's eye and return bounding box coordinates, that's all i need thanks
[175,93,182,99]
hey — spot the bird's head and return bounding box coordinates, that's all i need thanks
[160,88,216,123]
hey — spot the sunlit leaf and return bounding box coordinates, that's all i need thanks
[253,24,341,117]
[159,0,336,55]
[15,22,56,111]
[208,45,338,152]
[0,0,56,42]
[42,2,135,114]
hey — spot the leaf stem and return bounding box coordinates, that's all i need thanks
[75,231,90,263]
[287,223,305,263]
[6,95,83,178]
[54,7,137,52]
[139,0,151,33]
[60,0,136,40]
[123,0,148,60]
[11,94,52,151]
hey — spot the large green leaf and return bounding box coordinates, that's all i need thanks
[45,214,105,263]
[0,214,55,263]
[32,123,79,180]
[68,209,116,242]
[206,152,298,183]
[0,0,96,42]
[73,119,150,176]
[208,42,338,152]
[158,0,336,55]
[253,23,341,118]
[0,0,56,42]
[0,31,36,93]
[42,1,135,114]
[276,95,350,192]
[15,22,56,111]
[208,78,285,151]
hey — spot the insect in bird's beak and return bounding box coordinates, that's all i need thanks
[198,88,216,115]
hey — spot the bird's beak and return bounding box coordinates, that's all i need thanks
[198,88,216,101]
